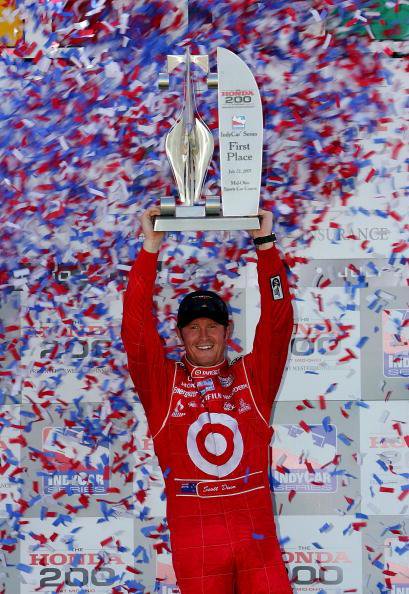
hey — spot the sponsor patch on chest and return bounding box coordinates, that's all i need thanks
[223,402,235,412]
[171,399,186,417]
[238,398,252,414]
[196,378,215,394]
[218,374,234,388]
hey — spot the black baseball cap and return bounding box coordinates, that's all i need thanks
[177,290,229,328]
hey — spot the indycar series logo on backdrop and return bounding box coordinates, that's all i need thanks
[382,309,409,377]
[42,426,109,494]
[271,424,338,492]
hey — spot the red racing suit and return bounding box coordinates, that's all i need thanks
[122,245,294,594]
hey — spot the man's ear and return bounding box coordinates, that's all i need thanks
[226,319,234,340]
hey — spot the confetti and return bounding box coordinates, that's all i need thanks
[0,2,406,592]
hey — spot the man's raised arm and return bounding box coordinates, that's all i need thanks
[121,206,173,436]
[243,210,294,423]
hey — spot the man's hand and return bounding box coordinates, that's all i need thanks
[249,209,275,250]
[141,206,165,253]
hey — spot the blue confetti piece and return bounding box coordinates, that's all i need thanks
[53,514,73,527]
[374,209,388,219]
[356,336,369,349]
[373,559,384,570]
[133,545,149,564]
[338,433,353,446]
[355,401,369,408]
[322,416,333,433]
[16,563,33,573]
[40,506,48,521]
[343,524,352,535]
[71,553,82,568]
[252,533,265,540]
[376,458,388,472]
[396,543,409,556]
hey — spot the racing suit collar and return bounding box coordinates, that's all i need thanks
[183,355,228,379]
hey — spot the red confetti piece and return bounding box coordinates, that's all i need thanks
[352,522,367,531]
[398,489,409,502]
[340,407,350,419]
[52,490,67,500]
[126,565,142,575]
[365,168,376,182]
[299,420,311,433]
[392,241,407,253]
[305,460,315,474]
[275,465,290,475]
[392,422,402,436]
[79,494,89,507]
[226,339,243,353]
[391,140,404,160]
[338,348,357,362]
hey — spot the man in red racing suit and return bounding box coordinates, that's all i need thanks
[122,207,294,594]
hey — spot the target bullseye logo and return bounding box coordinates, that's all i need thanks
[187,412,243,477]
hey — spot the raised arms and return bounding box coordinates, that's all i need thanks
[121,207,172,436]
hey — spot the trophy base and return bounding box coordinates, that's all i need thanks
[154,216,260,232]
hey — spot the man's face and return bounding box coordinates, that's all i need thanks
[177,317,232,367]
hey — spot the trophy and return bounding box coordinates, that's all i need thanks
[154,47,263,232]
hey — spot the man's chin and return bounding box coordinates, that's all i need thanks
[190,350,220,367]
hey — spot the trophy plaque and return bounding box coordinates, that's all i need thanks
[154,47,263,232]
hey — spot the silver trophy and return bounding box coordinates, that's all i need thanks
[154,48,263,232]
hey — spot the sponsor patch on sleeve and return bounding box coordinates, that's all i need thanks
[270,275,283,300]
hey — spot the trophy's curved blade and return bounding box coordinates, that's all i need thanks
[165,116,214,205]
[165,48,214,206]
